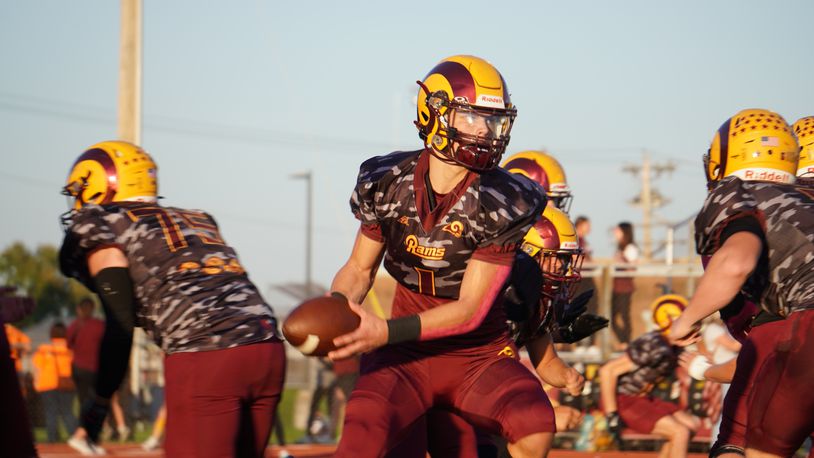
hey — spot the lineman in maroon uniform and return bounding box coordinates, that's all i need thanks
[327,55,553,458]
[670,109,814,458]
[59,141,285,458]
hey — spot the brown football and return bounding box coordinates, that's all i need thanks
[282,295,361,356]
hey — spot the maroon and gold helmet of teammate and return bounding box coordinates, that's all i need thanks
[520,206,584,302]
[650,294,688,335]
[62,140,158,210]
[793,116,814,186]
[502,150,573,213]
[415,55,517,171]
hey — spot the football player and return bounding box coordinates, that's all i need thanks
[503,150,573,213]
[599,295,700,458]
[59,141,285,458]
[669,109,814,458]
[327,55,555,458]
[794,116,814,187]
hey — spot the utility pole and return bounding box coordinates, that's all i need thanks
[118,0,143,398]
[623,151,675,261]
[117,0,142,143]
[290,171,314,298]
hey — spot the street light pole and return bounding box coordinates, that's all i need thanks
[290,171,313,298]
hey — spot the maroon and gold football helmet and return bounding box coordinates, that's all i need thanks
[415,55,517,171]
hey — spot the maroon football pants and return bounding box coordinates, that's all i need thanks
[714,310,814,456]
[164,339,286,458]
[744,310,814,456]
[335,343,555,458]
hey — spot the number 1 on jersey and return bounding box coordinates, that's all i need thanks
[414,267,436,296]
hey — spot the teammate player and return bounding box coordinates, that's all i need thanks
[503,150,573,212]
[794,116,814,186]
[327,55,554,458]
[599,295,699,458]
[425,206,605,457]
[669,109,814,458]
[59,141,285,458]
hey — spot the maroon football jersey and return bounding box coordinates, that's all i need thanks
[350,150,546,351]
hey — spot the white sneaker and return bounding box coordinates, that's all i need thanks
[67,437,96,456]
[142,436,161,451]
[90,442,107,456]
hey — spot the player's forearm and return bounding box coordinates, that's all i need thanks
[704,357,737,383]
[684,234,761,326]
[416,264,510,340]
[527,334,568,387]
[92,267,136,399]
[331,262,375,304]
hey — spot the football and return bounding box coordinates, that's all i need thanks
[282,295,361,356]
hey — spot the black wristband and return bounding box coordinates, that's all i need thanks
[386,315,421,344]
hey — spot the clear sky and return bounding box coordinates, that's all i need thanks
[2,0,812,311]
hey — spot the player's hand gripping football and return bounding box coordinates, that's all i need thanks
[329,301,388,361]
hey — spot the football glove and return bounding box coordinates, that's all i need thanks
[551,313,609,344]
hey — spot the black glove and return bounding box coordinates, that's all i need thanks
[551,313,609,344]
[555,289,594,327]
[606,411,624,448]
[80,397,111,442]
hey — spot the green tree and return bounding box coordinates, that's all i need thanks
[0,241,89,325]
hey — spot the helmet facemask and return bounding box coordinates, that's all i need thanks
[549,193,573,214]
[418,81,516,172]
[537,248,584,304]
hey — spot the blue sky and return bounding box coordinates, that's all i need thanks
[2,0,812,310]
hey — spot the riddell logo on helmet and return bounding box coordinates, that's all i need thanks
[734,168,794,184]
[477,94,504,108]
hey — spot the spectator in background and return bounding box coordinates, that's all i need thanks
[32,322,78,443]
[575,216,593,261]
[67,298,104,409]
[574,216,600,349]
[611,222,639,348]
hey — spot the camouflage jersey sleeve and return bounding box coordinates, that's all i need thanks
[694,177,763,256]
[474,168,547,264]
[59,205,130,290]
[350,150,420,242]
[617,331,678,396]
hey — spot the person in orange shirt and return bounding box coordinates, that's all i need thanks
[5,322,31,373]
[32,322,79,443]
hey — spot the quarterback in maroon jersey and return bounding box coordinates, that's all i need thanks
[60,141,285,458]
[327,55,555,458]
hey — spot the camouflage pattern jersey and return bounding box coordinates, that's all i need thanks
[60,203,280,354]
[351,150,545,350]
[617,331,680,396]
[695,177,814,316]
